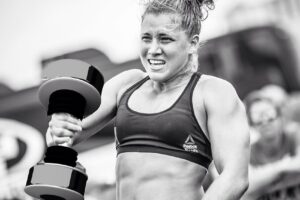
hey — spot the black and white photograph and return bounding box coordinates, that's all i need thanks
[0,0,300,199]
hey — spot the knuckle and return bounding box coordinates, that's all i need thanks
[53,128,64,137]
[61,123,69,129]
[48,121,54,127]
[51,113,60,119]
[54,137,66,144]
[52,136,60,144]
[53,113,67,120]
[63,123,74,131]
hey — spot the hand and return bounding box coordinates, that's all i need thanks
[46,113,82,147]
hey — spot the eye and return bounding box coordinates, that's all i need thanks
[141,35,152,43]
[160,37,174,43]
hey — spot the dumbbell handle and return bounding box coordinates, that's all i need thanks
[47,89,86,148]
[46,126,73,148]
[59,141,71,147]
[56,112,80,148]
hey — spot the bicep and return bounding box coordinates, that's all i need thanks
[204,80,250,174]
[83,69,145,129]
[79,80,119,139]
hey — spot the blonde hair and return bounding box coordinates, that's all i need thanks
[141,0,215,37]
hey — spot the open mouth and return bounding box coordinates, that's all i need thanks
[148,59,166,70]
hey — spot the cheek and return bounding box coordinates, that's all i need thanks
[168,50,189,65]
[140,45,148,58]
[170,43,189,58]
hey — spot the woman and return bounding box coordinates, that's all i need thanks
[47,0,250,199]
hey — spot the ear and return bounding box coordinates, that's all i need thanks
[188,34,200,54]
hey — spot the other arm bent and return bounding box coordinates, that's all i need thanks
[201,77,250,200]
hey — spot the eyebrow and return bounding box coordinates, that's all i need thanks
[141,31,175,37]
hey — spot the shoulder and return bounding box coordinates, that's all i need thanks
[198,75,241,107]
[108,68,146,85]
[104,69,146,92]
[102,69,147,104]
[200,75,236,94]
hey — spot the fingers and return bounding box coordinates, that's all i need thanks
[49,113,82,132]
[51,135,74,146]
[50,127,76,137]
[46,128,76,147]
[46,128,55,147]
[52,113,82,126]
[47,113,82,147]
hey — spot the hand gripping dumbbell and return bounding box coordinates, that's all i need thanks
[24,59,104,200]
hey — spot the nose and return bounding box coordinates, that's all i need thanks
[148,40,162,55]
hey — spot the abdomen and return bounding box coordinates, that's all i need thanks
[116,152,208,200]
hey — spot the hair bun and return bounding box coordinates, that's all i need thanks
[142,0,216,36]
[196,0,215,20]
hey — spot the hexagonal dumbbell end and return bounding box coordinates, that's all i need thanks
[24,59,104,200]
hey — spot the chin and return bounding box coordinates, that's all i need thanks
[147,72,167,82]
[144,66,168,81]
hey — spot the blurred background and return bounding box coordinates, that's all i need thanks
[0,0,299,199]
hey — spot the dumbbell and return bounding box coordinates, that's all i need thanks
[24,59,104,200]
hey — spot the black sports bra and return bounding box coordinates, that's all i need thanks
[114,72,212,168]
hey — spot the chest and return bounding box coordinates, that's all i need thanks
[116,103,196,146]
[114,75,209,147]
[127,85,186,114]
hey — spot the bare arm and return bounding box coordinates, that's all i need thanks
[201,78,250,200]
[47,69,145,146]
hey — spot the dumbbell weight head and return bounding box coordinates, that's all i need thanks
[25,162,87,200]
[39,58,104,117]
[24,59,104,200]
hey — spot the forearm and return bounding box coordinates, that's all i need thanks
[73,115,111,146]
[73,111,114,146]
[202,173,248,200]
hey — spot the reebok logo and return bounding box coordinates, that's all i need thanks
[183,135,199,153]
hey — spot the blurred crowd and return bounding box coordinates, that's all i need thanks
[242,84,300,200]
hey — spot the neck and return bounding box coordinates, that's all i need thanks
[152,61,196,93]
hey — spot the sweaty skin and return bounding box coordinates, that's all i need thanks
[48,12,249,200]
[112,71,246,200]
[115,73,208,200]
[48,69,249,200]
[116,153,206,200]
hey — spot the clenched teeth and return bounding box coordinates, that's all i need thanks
[148,59,166,65]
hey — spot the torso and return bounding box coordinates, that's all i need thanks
[114,71,211,200]
[116,153,206,200]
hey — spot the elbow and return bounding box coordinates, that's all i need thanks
[239,177,249,195]
[230,172,249,197]
[235,174,249,197]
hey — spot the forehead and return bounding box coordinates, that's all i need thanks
[141,13,182,34]
[249,100,277,120]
